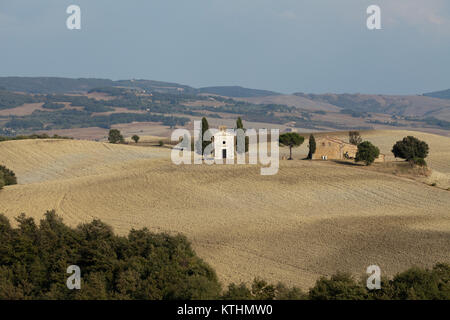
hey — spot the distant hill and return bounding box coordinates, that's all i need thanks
[0,77,114,94]
[0,77,196,94]
[116,79,196,94]
[198,86,280,97]
[0,77,277,97]
[294,92,450,120]
[423,89,450,100]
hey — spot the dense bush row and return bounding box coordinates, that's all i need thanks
[0,212,221,299]
[0,212,448,300]
[42,102,65,110]
[225,265,450,300]
[0,133,71,142]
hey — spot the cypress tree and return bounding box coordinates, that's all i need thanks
[236,117,244,130]
[307,134,316,159]
[236,117,248,153]
[201,117,211,155]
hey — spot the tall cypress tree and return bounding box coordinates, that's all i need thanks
[201,117,211,155]
[307,134,316,160]
[236,117,244,130]
[236,117,248,153]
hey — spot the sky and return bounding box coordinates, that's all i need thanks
[0,0,449,94]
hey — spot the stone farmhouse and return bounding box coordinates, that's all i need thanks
[313,136,385,162]
[312,137,358,160]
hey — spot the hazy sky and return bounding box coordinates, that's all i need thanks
[1,0,449,94]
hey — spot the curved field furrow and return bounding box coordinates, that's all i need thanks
[0,132,449,289]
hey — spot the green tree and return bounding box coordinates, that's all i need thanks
[108,129,124,144]
[221,283,253,300]
[392,136,429,165]
[201,117,210,154]
[195,117,211,155]
[355,141,380,165]
[251,278,276,300]
[412,157,427,167]
[0,172,5,190]
[236,117,249,153]
[131,135,140,143]
[309,273,368,300]
[221,278,276,300]
[236,117,244,130]
[275,283,307,300]
[279,133,305,160]
[0,165,17,186]
[389,264,450,300]
[349,131,362,145]
[307,134,316,159]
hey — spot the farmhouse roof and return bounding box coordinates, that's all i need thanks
[317,136,354,146]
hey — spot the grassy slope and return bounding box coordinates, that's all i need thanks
[0,131,449,289]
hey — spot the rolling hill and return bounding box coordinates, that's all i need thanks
[424,88,450,100]
[0,131,449,289]
[2,77,450,136]
[294,92,450,121]
[198,86,280,97]
[0,77,280,97]
[0,77,196,94]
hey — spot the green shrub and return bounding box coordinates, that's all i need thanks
[274,283,307,300]
[307,264,450,300]
[131,135,140,143]
[221,283,253,300]
[0,173,5,190]
[221,278,281,300]
[392,136,429,161]
[389,264,450,300]
[308,272,368,300]
[0,165,17,186]
[355,141,380,166]
[108,129,124,144]
[412,157,427,167]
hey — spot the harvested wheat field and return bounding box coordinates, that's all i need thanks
[284,129,450,189]
[0,131,449,289]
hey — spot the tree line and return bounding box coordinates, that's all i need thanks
[5,109,189,131]
[0,133,71,142]
[0,212,448,300]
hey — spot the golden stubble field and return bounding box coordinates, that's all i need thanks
[0,130,449,289]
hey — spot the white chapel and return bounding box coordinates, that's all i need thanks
[212,126,235,161]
